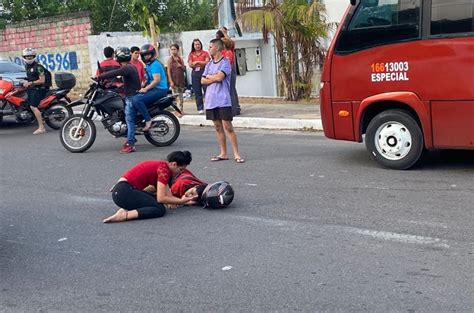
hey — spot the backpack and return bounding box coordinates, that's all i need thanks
[36,63,52,89]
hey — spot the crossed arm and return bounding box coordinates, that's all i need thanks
[201,71,225,86]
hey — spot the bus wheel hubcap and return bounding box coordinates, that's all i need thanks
[375,122,412,160]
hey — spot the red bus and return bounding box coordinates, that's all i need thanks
[320,0,474,169]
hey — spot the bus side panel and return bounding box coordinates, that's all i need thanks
[432,101,474,149]
[331,38,474,102]
[332,102,354,141]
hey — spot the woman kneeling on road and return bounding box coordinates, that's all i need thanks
[103,150,197,223]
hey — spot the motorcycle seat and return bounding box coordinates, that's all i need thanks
[153,94,175,105]
[45,89,69,96]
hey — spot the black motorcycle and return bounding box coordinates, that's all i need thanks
[59,80,181,153]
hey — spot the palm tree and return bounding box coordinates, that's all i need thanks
[238,0,330,100]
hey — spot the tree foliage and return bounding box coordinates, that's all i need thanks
[0,0,217,34]
[239,0,332,100]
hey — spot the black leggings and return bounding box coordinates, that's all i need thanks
[111,181,166,219]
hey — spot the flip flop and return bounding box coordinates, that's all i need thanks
[234,157,245,163]
[211,156,229,162]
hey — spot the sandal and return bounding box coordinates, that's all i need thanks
[234,157,245,163]
[211,156,229,162]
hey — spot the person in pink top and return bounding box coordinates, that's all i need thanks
[103,151,197,223]
[130,46,146,86]
[188,39,210,114]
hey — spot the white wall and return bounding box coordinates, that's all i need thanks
[88,32,149,75]
[87,29,279,97]
[324,0,351,46]
[234,36,278,97]
[180,30,278,97]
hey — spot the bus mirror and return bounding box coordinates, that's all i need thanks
[350,0,356,5]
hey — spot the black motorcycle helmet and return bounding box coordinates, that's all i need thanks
[140,44,157,63]
[115,46,131,63]
[201,181,234,209]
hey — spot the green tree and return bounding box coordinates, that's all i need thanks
[239,0,331,100]
[129,0,159,36]
[0,0,217,33]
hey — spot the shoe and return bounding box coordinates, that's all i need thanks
[198,110,204,114]
[120,143,136,154]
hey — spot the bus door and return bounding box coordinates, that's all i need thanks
[428,0,474,148]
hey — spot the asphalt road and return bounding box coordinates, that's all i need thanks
[1,121,473,312]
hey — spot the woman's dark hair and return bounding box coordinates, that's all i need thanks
[191,39,203,53]
[170,43,180,50]
[195,184,208,203]
[167,150,192,166]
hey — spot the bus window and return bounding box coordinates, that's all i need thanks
[335,0,421,53]
[431,0,474,36]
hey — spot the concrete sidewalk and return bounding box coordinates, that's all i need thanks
[179,98,322,131]
[72,97,323,131]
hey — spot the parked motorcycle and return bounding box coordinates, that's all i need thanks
[59,79,182,153]
[0,73,75,129]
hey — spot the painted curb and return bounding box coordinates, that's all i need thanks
[179,115,323,131]
[72,110,323,131]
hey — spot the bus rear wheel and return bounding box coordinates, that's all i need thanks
[365,109,424,170]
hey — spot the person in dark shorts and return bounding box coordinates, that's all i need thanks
[216,27,241,116]
[201,39,245,163]
[21,48,49,135]
[103,151,197,223]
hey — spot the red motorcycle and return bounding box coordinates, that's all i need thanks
[0,73,75,129]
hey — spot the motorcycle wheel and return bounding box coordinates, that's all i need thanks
[60,114,96,153]
[45,101,73,130]
[144,111,180,147]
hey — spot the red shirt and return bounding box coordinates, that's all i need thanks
[122,160,172,190]
[188,51,210,71]
[130,59,146,84]
[222,49,235,66]
[96,59,121,76]
[170,169,206,197]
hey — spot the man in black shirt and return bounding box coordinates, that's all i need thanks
[22,48,49,135]
[96,47,142,153]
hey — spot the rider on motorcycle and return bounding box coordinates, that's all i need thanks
[96,47,142,153]
[22,48,49,135]
[136,46,168,122]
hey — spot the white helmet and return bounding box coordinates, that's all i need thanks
[22,48,37,65]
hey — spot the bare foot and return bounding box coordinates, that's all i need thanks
[143,121,152,132]
[103,208,128,223]
[33,128,46,135]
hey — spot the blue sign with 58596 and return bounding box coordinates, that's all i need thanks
[14,51,78,71]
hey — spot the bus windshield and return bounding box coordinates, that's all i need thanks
[336,0,421,53]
